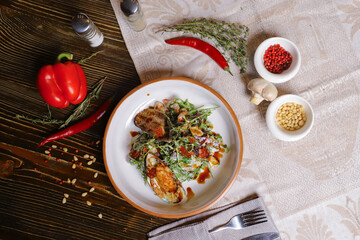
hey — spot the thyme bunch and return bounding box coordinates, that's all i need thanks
[159,18,250,73]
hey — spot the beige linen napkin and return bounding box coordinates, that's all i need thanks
[148,197,279,240]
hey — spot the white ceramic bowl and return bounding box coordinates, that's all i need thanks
[103,77,243,218]
[266,94,314,141]
[254,37,301,83]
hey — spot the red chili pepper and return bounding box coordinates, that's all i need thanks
[165,38,233,75]
[38,98,112,147]
[37,53,87,109]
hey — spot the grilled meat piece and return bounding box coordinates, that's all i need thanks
[134,108,169,139]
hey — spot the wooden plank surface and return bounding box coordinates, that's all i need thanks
[0,0,172,239]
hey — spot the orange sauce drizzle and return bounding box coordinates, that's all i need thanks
[186,187,195,201]
[197,167,210,184]
[130,131,138,137]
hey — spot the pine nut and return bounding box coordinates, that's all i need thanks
[276,102,306,131]
[71,178,77,185]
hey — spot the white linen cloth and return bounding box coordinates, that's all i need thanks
[110,0,360,239]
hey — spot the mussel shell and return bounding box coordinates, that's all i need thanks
[146,154,183,203]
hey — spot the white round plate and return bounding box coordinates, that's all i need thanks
[103,77,243,218]
[266,94,314,141]
[254,37,301,83]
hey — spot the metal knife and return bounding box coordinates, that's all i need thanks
[241,232,280,240]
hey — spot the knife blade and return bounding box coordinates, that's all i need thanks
[241,232,280,240]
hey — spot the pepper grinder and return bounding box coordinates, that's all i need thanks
[120,0,147,32]
[72,13,104,47]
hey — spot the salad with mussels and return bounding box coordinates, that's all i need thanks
[128,98,229,203]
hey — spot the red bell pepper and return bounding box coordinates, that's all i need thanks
[37,53,87,109]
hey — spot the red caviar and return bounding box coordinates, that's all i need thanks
[264,44,292,73]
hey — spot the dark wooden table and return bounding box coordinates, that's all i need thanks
[0,0,172,239]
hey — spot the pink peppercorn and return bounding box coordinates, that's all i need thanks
[264,44,292,74]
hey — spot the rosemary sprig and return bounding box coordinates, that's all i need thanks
[59,77,106,128]
[15,114,64,125]
[15,104,64,125]
[77,50,104,65]
[158,18,249,73]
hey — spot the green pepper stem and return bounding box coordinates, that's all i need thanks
[56,52,74,63]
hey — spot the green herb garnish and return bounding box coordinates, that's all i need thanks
[129,98,228,183]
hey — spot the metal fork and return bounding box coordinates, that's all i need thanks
[208,209,267,233]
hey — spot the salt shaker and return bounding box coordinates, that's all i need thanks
[72,13,104,47]
[120,0,147,32]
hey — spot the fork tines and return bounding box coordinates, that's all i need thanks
[240,209,267,226]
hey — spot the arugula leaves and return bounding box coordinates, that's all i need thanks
[129,98,227,183]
